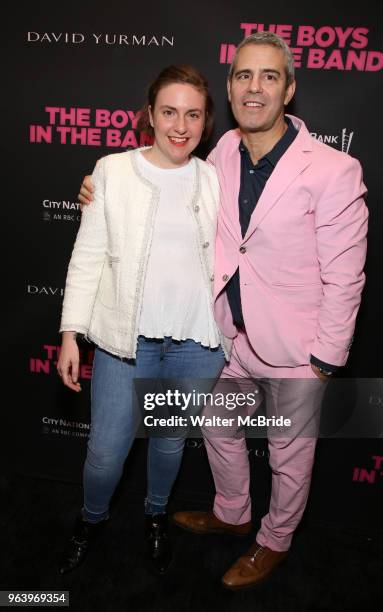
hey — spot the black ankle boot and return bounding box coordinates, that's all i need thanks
[145,513,172,574]
[58,515,108,575]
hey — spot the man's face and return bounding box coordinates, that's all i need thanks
[227,44,295,134]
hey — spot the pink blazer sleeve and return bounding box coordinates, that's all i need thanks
[311,156,368,365]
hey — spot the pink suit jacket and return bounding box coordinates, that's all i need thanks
[209,115,368,368]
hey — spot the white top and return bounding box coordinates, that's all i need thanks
[137,152,220,348]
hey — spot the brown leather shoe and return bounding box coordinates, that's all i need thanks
[173,510,252,536]
[222,541,288,590]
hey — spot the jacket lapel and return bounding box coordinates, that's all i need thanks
[226,144,242,240]
[242,117,313,243]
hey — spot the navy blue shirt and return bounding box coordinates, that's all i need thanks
[225,117,337,373]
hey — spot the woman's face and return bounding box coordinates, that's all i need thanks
[148,82,206,168]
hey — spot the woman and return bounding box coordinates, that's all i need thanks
[57,65,228,575]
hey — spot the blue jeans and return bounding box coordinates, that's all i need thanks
[82,336,225,522]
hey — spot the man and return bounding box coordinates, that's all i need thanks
[172,31,368,589]
[78,32,368,589]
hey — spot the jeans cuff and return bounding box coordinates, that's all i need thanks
[82,506,110,523]
[144,498,167,515]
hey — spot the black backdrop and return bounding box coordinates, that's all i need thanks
[3,0,383,533]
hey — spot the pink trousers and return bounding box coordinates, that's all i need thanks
[202,330,326,552]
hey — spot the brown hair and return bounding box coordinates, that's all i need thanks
[137,64,214,142]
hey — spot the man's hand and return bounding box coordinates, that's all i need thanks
[57,332,82,392]
[311,364,331,381]
[78,175,94,208]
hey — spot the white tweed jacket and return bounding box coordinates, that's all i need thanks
[60,148,230,359]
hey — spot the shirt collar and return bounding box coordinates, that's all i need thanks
[239,116,297,168]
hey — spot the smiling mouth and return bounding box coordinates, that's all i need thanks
[168,136,189,146]
[243,101,264,108]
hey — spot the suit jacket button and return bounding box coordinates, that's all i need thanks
[222,274,229,282]
[194,205,200,212]
[239,246,246,254]
[203,241,209,248]
[210,274,214,281]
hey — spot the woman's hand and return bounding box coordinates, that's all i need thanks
[78,175,94,208]
[57,332,82,392]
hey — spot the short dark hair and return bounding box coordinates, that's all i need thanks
[137,64,214,142]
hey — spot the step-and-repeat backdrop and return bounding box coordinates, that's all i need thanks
[4,0,383,531]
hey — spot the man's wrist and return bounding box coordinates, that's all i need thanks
[315,365,333,376]
[310,354,338,375]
